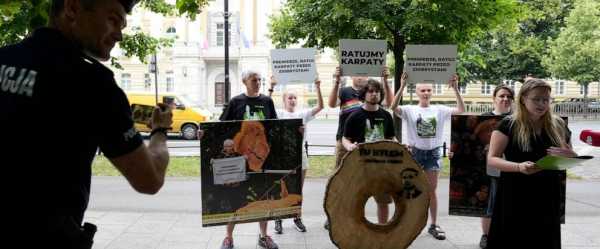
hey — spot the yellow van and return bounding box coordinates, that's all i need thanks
[126,92,212,140]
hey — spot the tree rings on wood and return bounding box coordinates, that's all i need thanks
[324,141,430,249]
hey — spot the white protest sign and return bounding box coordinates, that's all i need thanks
[271,48,317,85]
[211,156,247,185]
[404,45,457,85]
[339,39,387,76]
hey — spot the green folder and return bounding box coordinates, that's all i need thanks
[536,155,593,170]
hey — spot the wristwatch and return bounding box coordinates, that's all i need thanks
[150,127,168,137]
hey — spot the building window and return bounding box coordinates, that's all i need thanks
[121,73,131,90]
[215,83,225,106]
[216,23,231,47]
[433,83,443,94]
[166,71,174,92]
[555,80,565,95]
[144,73,152,91]
[407,84,416,94]
[215,74,226,106]
[481,82,492,95]
[503,79,516,90]
[459,84,467,95]
[166,27,176,34]
[306,83,316,93]
[580,84,588,95]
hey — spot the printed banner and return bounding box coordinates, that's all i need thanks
[270,48,317,85]
[200,119,303,227]
[449,115,566,223]
[404,45,457,85]
[339,39,387,76]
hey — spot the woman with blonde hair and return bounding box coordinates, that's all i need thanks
[486,78,577,249]
[268,77,324,234]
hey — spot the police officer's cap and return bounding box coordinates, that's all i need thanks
[118,0,139,13]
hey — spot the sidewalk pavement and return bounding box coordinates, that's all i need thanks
[87,178,600,249]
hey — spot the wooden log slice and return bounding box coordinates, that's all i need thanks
[324,141,430,249]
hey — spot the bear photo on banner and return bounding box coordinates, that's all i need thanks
[200,119,303,227]
[449,114,566,222]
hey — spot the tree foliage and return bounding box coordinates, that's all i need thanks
[0,0,208,64]
[544,0,600,93]
[461,0,575,84]
[269,0,521,90]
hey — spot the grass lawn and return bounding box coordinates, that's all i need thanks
[93,156,581,179]
[92,155,451,178]
[92,156,200,177]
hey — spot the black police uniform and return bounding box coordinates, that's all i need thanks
[0,28,143,247]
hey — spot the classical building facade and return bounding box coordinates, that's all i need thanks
[108,1,599,118]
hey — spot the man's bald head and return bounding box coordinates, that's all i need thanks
[415,83,433,106]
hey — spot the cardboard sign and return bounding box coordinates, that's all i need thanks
[271,48,317,85]
[339,39,387,76]
[200,119,303,227]
[404,45,457,85]
[211,156,247,185]
[449,114,566,223]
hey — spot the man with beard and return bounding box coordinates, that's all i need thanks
[342,79,395,224]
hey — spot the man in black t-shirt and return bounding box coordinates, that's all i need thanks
[327,66,393,168]
[325,66,392,229]
[0,1,173,248]
[201,70,279,249]
[342,79,395,224]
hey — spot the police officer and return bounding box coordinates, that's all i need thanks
[0,0,172,248]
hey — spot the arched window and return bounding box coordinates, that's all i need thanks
[166,27,176,34]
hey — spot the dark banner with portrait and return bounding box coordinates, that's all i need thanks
[199,119,303,227]
[449,114,566,222]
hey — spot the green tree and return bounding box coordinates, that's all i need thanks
[0,0,208,67]
[269,0,520,91]
[460,0,575,85]
[544,0,600,98]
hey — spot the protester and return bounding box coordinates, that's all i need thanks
[0,0,173,248]
[392,72,465,240]
[200,70,279,249]
[342,79,395,224]
[269,77,324,233]
[486,78,577,249]
[325,66,392,229]
[479,84,514,248]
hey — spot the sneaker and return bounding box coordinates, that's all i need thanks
[324,220,330,230]
[274,219,283,234]
[479,234,488,249]
[220,237,234,249]
[258,235,279,249]
[427,224,446,240]
[293,218,307,232]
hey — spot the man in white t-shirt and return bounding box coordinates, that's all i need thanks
[392,72,465,240]
[269,78,324,234]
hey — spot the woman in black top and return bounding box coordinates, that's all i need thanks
[479,84,514,248]
[487,79,577,249]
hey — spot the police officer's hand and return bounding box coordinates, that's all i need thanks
[150,103,173,129]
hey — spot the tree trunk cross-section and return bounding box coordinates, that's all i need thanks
[324,141,430,249]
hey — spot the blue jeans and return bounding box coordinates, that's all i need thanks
[411,147,442,171]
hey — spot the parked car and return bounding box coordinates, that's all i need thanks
[127,92,212,140]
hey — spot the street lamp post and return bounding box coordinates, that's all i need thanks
[223,0,231,111]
